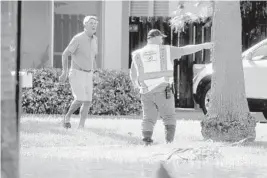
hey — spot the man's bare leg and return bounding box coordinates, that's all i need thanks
[78,101,91,129]
[63,100,82,128]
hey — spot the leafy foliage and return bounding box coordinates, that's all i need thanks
[90,69,142,115]
[170,0,267,46]
[170,1,214,32]
[21,68,142,116]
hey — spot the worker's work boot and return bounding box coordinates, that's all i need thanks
[165,125,176,143]
[142,131,153,146]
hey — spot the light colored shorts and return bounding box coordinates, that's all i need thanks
[69,69,93,101]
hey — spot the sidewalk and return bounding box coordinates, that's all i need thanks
[175,107,201,112]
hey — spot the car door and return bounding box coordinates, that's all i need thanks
[243,43,267,99]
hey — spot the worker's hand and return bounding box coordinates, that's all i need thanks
[59,71,67,83]
[203,42,214,49]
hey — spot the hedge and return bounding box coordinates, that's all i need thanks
[21,68,142,115]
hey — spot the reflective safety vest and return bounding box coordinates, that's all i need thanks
[132,44,173,94]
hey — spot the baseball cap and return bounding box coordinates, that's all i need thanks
[83,15,98,26]
[147,29,167,39]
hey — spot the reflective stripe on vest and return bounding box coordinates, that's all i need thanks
[138,70,173,81]
[133,45,172,89]
[159,45,172,81]
[133,52,147,89]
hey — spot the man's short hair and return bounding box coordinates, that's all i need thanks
[83,16,98,26]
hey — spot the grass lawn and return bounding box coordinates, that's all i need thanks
[20,114,267,178]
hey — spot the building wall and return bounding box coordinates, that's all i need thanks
[102,1,121,69]
[129,1,180,17]
[21,1,52,69]
[102,1,129,70]
[121,1,130,70]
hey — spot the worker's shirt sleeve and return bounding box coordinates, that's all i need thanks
[65,36,79,54]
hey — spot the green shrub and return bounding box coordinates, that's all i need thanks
[21,68,142,115]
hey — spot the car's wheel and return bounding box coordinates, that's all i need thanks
[199,82,211,115]
[263,111,267,120]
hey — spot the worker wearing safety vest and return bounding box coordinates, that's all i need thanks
[130,29,213,145]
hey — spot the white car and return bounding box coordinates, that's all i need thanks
[193,38,267,119]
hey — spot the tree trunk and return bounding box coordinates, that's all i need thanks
[1,2,20,178]
[201,1,257,142]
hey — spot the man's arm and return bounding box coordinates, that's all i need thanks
[170,42,213,59]
[93,36,98,71]
[61,49,70,73]
[180,43,213,56]
[61,37,79,73]
[59,37,79,82]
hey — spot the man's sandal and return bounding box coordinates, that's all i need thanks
[62,118,71,129]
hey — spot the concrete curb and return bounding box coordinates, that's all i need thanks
[175,108,202,113]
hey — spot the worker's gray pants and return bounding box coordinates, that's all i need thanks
[140,90,176,132]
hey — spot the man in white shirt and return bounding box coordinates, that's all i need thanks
[59,15,98,129]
